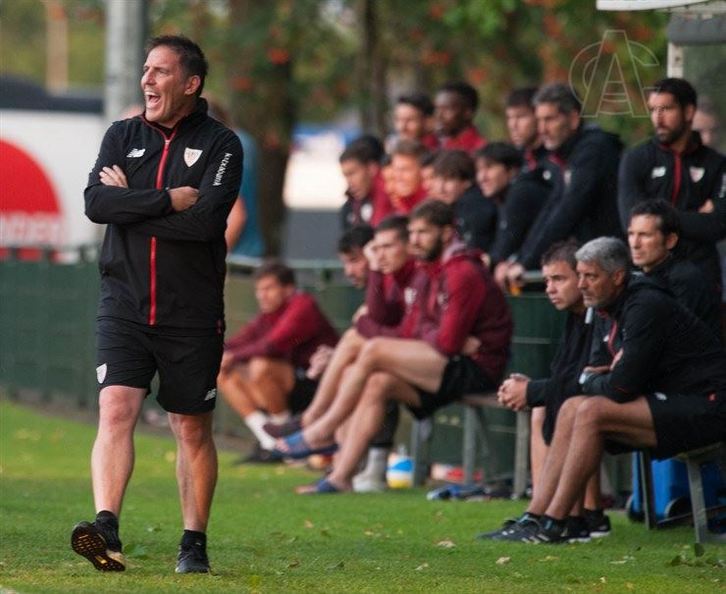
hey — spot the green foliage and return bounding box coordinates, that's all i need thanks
[0,0,47,83]
[1,399,724,594]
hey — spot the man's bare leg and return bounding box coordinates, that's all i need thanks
[72,386,144,570]
[218,358,294,449]
[544,396,656,520]
[529,407,547,497]
[326,372,422,490]
[247,357,295,415]
[285,338,446,451]
[301,328,364,425]
[168,411,217,532]
[527,396,587,515]
[218,365,258,417]
[91,386,146,515]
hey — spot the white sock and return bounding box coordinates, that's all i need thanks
[269,410,291,424]
[244,411,276,450]
[359,447,389,480]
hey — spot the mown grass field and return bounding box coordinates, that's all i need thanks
[0,399,723,593]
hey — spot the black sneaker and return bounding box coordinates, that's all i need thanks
[564,516,591,543]
[497,515,570,544]
[176,541,210,574]
[476,513,528,540]
[584,509,611,538]
[493,515,544,542]
[485,512,541,540]
[526,516,570,544]
[235,443,283,465]
[71,520,125,571]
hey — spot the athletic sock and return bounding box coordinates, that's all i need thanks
[95,510,118,529]
[244,410,276,450]
[358,447,389,480]
[181,530,206,549]
[269,410,291,425]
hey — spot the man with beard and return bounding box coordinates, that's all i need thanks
[618,78,726,296]
[276,201,512,493]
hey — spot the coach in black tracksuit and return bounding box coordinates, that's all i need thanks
[86,98,242,336]
[618,78,726,294]
[72,36,242,575]
[581,273,726,458]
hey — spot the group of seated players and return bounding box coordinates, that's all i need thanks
[217,75,726,543]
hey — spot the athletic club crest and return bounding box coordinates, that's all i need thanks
[184,147,203,167]
[689,166,705,183]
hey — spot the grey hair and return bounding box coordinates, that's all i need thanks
[575,237,630,274]
[533,82,581,115]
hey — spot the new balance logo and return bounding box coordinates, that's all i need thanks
[126,148,146,158]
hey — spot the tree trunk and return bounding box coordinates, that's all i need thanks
[358,0,387,137]
[227,0,295,257]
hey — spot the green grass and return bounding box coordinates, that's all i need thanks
[0,399,723,594]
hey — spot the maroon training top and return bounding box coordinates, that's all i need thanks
[224,292,339,369]
[398,241,512,383]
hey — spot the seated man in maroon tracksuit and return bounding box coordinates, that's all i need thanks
[276,200,513,493]
[267,215,418,490]
[218,261,338,461]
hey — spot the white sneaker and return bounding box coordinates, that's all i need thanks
[352,473,388,493]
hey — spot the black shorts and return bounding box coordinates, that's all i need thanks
[289,369,318,414]
[647,391,726,459]
[407,355,497,420]
[604,391,726,459]
[96,317,223,415]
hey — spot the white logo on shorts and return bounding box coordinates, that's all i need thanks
[655,392,667,401]
[651,166,666,179]
[204,388,217,401]
[96,363,107,384]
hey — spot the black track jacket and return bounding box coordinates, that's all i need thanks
[85,98,243,331]
[516,125,623,270]
[582,275,726,401]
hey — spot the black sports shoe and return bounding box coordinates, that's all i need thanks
[476,513,527,540]
[584,509,611,538]
[71,520,125,571]
[496,515,570,543]
[235,443,283,465]
[564,516,591,543]
[485,512,541,540]
[493,516,543,542]
[176,540,210,574]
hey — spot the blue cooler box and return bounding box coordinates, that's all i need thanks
[629,454,725,521]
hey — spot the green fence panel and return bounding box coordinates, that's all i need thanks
[0,253,100,407]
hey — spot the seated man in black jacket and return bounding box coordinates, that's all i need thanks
[484,237,726,543]
[493,241,608,540]
[472,142,553,273]
[628,199,721,334]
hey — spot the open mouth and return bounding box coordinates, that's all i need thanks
[145,93,161,108]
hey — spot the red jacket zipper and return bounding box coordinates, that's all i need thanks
[149,130,177,325]
[671,151,682,206]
